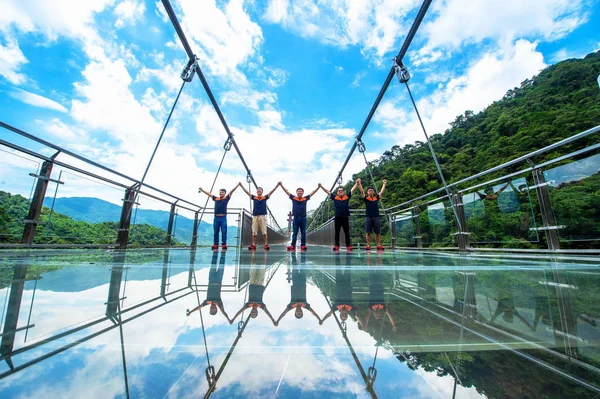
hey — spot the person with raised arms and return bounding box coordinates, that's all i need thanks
[239,182,280,251]
[198,182,241,250]
[279,182,321,251]
[356,178,387,251]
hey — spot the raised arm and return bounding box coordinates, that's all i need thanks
[198,187,213,197]
[320,309,334,325]
[218,303,233,324]
[228,182,241,196]
[307,307,322,323]
[279,182,291,196]
[239,182,252,197]
[308,185,320,197]
[229,305,247,324]
[356,178,365,197]
[186,302,207,316]
[267,183,280,197]
[350,180,358,194]
[379,179,387,197]
[496,182,510,195]
[262,306,279,326]
[385,308,397,332]
[276,307,292,324]
[319,183,331,196]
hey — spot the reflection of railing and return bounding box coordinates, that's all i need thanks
[308,125,600,252]
[238,210,287,248]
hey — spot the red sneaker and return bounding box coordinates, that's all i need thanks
[222,244,228,250]
[332,246,340,251]
[286,245,295,251]
[376,245,385,251]
[346,246,353,251]
[211,244,218,250]
[264,245,270,251]
[365,245,372,250]
[300,246,307,251]
[248,245,256,250]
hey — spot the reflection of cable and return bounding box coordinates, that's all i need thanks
[192,270,212,372]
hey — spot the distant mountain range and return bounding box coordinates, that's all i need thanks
[42,197,237,245]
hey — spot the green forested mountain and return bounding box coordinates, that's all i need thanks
[313,50,600,247]
[0,191,183,246]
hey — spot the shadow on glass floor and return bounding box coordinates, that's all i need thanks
[0,247,599,398]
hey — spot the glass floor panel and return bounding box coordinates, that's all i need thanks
[0,247,599,398]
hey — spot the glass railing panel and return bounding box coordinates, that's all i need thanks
[393,211,416,247]
[464,177,540,245]
[420,199,455,247]
[543,152,600,243]
[0,149,41,243]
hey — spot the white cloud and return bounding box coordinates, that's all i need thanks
[9,88,68,112]
[351,71,367,88]
[174,0,264,83]
[264,0,418,63]
[114,0,146,28]
[375,39,547,146]
[0,35,27,84]
[40,118,87,141]
[417,0,588,58]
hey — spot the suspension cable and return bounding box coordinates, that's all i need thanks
[192,267,213,374]
[196,139,232,229]
[403,81,464,233]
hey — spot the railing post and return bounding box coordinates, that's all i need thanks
[413,207,422,248]
[451,192,470,251]
[116,184,138,249]
[1,258,28,367]
[532,168,560,250]
[191,210,200,248]
[390,215,396,249]
[21,160,54,245]
[166,202,177,246]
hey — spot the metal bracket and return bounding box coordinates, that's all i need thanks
[452,231,471,235]
[237,320,244,334]
[337,174,343,186]
[117,228,129,232]
[223,137,233,151]
[525,180,555,190]
[341,321,347,337]
[19,219,45,225]
[28,173,64,184]
[246,173,253,184]
[357,139,366,153]
[393,57,411,83]
[367,366,378,386]
[122,199,140,205]
[538,281,578,290]
[529,225,565,231]
[205,365,216,385]
[181,57,198,82]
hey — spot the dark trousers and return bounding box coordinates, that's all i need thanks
[291,216,307,246]
[334,216,351,246]
[213,216,227,245]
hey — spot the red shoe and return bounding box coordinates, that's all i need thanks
[222,244,228,250]
[365,245,372,250]
[264,245,270,251]
[346,246,353,251]
[300,246,307,251]
[211,244,218,250]
[376,245,385,251]
[248,245,256,250]
[332,246,340,251]
[286,245,295,251]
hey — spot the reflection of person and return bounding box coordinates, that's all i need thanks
[319,180,358,251]
[357,178,387,250]
[276,252,322,323]
[476,182,509,202]
[187,251,231,322]
[321,253,355,324]
[198,183,241,250]
[508,181,533,239]
[230,251,277,325]
[279,183,321,251]
[361,253,396,331]
[490,294,533,330]
[239,183,280,250]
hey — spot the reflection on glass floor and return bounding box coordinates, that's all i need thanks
[0,247,599,398]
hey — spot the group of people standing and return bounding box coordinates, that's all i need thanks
[198,177,388,251]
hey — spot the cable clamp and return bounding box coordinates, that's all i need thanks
[393,57,411,83]
[223,137,233,151]
[246,173,253,184]
[181,56,198,82]
[356,139,366,153]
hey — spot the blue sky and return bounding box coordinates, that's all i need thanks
[1,0,599,226]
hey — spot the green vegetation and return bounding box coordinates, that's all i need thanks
[310,51,600,248]
[0,191,182,246]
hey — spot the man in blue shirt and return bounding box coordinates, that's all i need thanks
[357,178,387,250]
[279,182,321,251]
[186,250,231,322]
[199,183,241,250]
[320,179,358,251]
[240,183,280,250]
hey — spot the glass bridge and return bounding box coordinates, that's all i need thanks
[0,247,598,398]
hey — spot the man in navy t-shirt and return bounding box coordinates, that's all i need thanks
[319,179,358,251]
[357,178,387,250]
[199,183,241,250]
[279,182,321,251]
[240,183,280,250]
